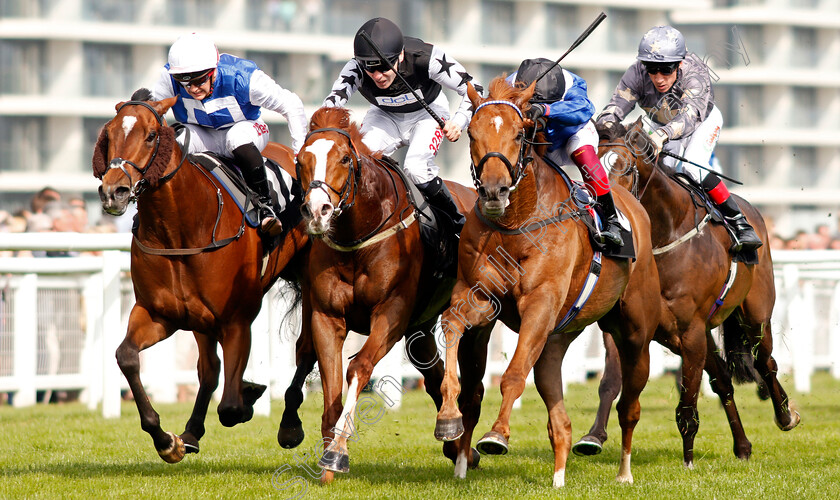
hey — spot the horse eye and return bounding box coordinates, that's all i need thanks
[342,155,351,165]
[146,131,156,142]
[515,131,524,142]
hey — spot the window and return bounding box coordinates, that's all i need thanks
[545,4,578,49]
[0,0,56,17]
[0,116,46,173]
[716,145,762,185]
[607,8,637,53]
[400,0,448,42]
[481,1,516,46]
[322,0,385,36]
[791,87,817,128]
[791,27,818,68]
[790,146,818,187]
[246,0,300,32]
[83,43,133,97]
[718,85,763,127]
[245,51,293,90]
[0,40,45,95]
[164,0,219,27]
[82,0,139,22]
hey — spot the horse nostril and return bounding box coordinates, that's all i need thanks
[114,186,131,202]
[499,186,510,197]
[477,186,487,199]
[320,204,333,217]
[300,204,311,218]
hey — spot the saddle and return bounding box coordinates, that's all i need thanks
[376,156,458,277]
[671,173,758,265]
[189,151,302,250]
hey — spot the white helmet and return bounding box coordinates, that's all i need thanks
[167,33,219,75]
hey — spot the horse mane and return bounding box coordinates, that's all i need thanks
[91,118,176,186]
[309,107,381,159]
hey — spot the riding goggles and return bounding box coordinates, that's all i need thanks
[643,62,679,75]
[357,55,399,73]
[173,69,215,88]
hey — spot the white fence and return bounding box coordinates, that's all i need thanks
[1,234,838,418]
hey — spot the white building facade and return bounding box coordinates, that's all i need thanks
[1,0,838,235]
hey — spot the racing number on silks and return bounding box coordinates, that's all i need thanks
[429,128,444,154]
[254,122,269,136]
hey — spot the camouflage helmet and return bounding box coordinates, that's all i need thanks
[636,26,686,63]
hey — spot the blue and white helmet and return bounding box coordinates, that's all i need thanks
[637,26,686,63]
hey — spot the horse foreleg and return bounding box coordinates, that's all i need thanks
[449,323,493,478]
[309,312,347,479]
[179,332,221,454]
[116,306,184,463]
[279,298,316,449]
[573,330,621,457]
[703,330,751,460]
[534,334,576,487]
[216,322,252,427]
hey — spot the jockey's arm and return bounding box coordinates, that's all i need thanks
[150,66,177,101]
[248,69,308,153]
[428,45,480,141]
[322,60,362,109]
[544,73,595,127]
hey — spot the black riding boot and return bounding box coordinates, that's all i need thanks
[718,196,762,253]
[233,143,282,236]
[417,177,465,233]
[595,191,624,247]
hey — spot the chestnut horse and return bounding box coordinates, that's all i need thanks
[433,78,660,487]
[292,107,477,483]
[94,97,308,463]
[572,119,799,466]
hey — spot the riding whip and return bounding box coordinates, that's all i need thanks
[534,11,607,84]
[659,150,743,185]
[358,31,447,130]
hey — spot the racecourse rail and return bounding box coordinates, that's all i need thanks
[1,232,837,418]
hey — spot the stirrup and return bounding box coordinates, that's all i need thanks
[598,217,624,247]
[258,202,282,237]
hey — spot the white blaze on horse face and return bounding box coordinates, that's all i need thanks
[492,115,504,133]
[121,116,137,139]
[306,138,336,210]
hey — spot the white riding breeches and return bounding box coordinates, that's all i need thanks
[177,119,270,157]
[544,120,600,168]
[653,105,722,182]
[360,92,451,185]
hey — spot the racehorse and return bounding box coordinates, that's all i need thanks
[94,96,308,463]
[573,119,799,467]
[432,78,661,487]
[293,106,477,483]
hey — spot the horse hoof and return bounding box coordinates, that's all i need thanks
[242,381,267,407]
[278,424,305,449]
[776,409,801,431]
[180,432,200,454]
[318,450,350,473]
[435,417,464,442]
[476,431,508,455]
[572,436,604,456]
[470,447,481,469]
[157,431,186,464]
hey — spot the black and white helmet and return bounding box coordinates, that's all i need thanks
[353,17,404,70]
[637,26,686,63]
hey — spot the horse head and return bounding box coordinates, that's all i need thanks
[598,118,658,197]
[467,77,537,218]
[296,107,368,236]
[93,96,179,215]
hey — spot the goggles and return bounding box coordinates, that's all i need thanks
[357,56,398,74]
[643,62,679,76]
[173,69,214,88]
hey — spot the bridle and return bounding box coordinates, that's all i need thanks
[469,100,547,192]
[298,127,362,217]
[101,100,186,201]
[600,138,659,201]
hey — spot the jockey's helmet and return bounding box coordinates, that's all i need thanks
[637,26,686,63]
[515,58,565,104]
[354,17,403,71]
[167,33,219,76]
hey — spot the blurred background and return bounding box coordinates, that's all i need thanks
[2,0,840,243]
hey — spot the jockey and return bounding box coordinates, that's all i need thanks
[596,25,761,252]
[511,58,623,247]
[150,33,307,237]
[323,17,479,233]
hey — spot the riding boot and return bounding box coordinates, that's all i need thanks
[233,143,282,237]
[594,191,624,248]
[702,173,762,253]
[417,176,466,234]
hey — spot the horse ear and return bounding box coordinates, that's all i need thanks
[467,82,482,108]
[92,126,109,179]
[115,101,127,112]
[516,81,537,110]
[152,96,178,117]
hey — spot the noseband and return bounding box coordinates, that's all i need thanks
[470,100,545,191]
[104,100,184,200]
[298,127,362,216]
[600,140,659,200]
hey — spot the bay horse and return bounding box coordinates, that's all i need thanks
[94,97,308,463]
[433,78,660,487]
[573,119,799,467]
[292,106,477,483]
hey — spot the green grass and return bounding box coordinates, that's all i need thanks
[2,372,839,499]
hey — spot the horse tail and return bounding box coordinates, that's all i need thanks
[274,277,303,343]
[721,313,758,384]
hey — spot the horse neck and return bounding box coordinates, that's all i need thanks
[635,157,700,246]
[332,157,407,242]
[495,159,567,230]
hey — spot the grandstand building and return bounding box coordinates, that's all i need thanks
[1,0,838,235]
